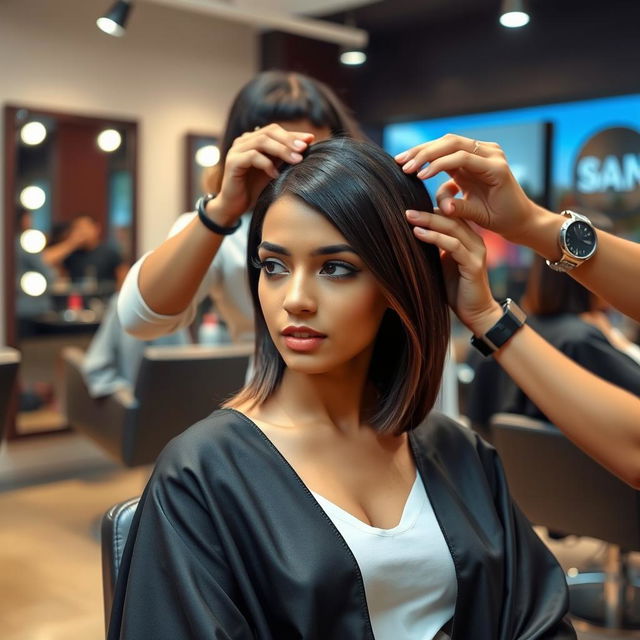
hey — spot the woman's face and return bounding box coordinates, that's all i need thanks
[257,195,388,377]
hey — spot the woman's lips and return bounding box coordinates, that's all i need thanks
[281,327,326,353]
[282,335,326,352]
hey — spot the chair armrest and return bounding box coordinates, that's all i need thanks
[0,347,20,365]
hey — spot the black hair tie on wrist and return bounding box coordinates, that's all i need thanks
[196,194,242,236]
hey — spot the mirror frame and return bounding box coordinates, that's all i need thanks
[3,104,138,439]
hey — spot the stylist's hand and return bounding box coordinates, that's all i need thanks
[397,134,539,245]
[211,124,315,224]
[406,209,502,335]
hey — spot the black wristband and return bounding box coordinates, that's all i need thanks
[470,298,527,357]
[196,195,241,236]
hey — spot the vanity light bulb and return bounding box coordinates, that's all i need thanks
[97,129,122,152]
[20,121,47,145]
[195,145,221,167]
[20,185,46,210]
[20,229,47,254]
[21,271,47,297]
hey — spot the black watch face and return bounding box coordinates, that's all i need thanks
[565,221,596,258]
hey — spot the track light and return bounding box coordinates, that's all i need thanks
[499,0,530,28]
[339,12,366,66]
[340,47,367,66]
[97,0,133,37]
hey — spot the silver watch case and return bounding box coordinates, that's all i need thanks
[546,210,598,273]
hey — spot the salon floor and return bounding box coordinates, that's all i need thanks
[0,435,639,640]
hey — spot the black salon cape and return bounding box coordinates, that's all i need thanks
[108,409,575,639]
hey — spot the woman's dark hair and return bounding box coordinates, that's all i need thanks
[207,71,363,192]
[229,138,450,435]
[524,254,593,315]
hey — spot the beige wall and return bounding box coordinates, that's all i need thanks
[0,0,257,342]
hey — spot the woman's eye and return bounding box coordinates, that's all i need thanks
[262,258,287,275]
[320,261,358,278]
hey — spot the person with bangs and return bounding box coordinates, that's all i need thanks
[108,138,574,640]
[117,71,363,345]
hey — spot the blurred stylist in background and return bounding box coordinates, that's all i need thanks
[117,71,363,344]
[397,134,640,488]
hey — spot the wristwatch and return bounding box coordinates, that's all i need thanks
[470,298,527,357]
[546,210,597,272]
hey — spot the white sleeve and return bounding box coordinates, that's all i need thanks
[117,213,218,340]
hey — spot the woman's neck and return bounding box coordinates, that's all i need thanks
[264,362,377,436]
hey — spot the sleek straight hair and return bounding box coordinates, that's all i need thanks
[229,138,450,435]
[207,71,363,193]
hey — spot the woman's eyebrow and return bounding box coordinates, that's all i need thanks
[257,242,357,256]
[311,244,357,256]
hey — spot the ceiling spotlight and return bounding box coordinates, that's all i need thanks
[340,48,367,66]
[499,0,530,28]
[97,0,133,37]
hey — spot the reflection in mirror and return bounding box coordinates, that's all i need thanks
[4,106,137,437]
[185,133,219,211]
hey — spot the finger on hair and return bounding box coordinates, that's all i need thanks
[249,123,314,151]
[235,135,304,163]
[409,209,481,251]
[417,149,494,180]
[234,149,280,179]
[400,134,502,175]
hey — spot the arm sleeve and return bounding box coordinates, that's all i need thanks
[107,450,255,639]
[117,213,221,340]
[81,295,135,397]
[476,437,577,640]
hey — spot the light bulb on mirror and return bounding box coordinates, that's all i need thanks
[20,121,47,145]
[21,271,47,297]
[195,144,220,167]
[97,129,122,152]
[20,229,47,254]
[20,185,46,210]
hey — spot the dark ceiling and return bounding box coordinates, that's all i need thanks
[322,0,512,33]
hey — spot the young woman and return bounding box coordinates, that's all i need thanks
[117,70,459,414]
[108,139,574,639]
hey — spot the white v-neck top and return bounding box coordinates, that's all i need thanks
[311,475,457,640]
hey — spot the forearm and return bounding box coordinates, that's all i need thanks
[41,239,77,267]
[138,201,232,316]
[514,205,640,322]
[492,323,640,488]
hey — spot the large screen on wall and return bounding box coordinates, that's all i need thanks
[384,93,640,298]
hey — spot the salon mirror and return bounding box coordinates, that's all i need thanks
[3,105,137,437]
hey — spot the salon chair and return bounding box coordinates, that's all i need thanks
[0,347,20,442]
[491,412,640,630]
[102,496,140,631]
[62,343,252,467]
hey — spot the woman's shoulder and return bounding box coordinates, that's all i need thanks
[411,411,489,462]
[154,408,257,476]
